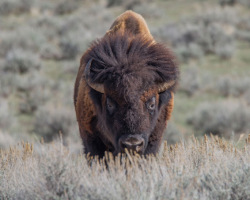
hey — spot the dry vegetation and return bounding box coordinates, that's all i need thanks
[1,135,250,199]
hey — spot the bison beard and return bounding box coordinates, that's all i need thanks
[74,11,179,157]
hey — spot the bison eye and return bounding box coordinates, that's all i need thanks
[146,96,156,112]
[106,97,116,114]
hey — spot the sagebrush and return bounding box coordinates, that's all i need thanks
[1,135,250,200]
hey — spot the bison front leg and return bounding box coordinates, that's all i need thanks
[80,129,107,158]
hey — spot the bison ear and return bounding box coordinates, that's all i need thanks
[84,59,105,93]
[159,90,172,107]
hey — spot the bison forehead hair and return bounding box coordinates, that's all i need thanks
[84,33,179,95]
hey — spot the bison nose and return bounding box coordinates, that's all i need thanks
[119,136,145,153]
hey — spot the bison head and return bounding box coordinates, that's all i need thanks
[84,33,179,155]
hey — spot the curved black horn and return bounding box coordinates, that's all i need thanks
[84,59,104,93]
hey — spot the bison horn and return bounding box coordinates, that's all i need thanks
[84,59,105,93]
[158,80,175,93]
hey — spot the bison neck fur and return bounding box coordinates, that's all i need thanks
[74,11,179,157]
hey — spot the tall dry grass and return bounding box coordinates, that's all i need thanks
[1,135,250,200]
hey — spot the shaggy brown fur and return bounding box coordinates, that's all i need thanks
[74,10,179,157]
[106,10,153,39]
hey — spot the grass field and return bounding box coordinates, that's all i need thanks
[1,135,250,199]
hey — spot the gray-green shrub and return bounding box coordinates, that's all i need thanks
[3,49,41,74]
[238,0,250,7]
[217,77,250,97]
[243,89,250,105]
[0,72,18,96]
[179,67,201,96]
[107,0,145,9]
[0,100,16,131]
[155,8,237,61]
[187,101,250,136]
[0,0,32,16]
[58,40,79,60]
[54,0,79,15]
[33,105,75,142]
[0,27,46,57]
[164,121,182,144]
[17,74,50,114]
[0,131,17,148]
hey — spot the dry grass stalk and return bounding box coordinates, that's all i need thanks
[0,137,250,199]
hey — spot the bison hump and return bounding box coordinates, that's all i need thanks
[107,10,153,39]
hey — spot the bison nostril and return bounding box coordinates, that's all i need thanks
[135,141,144,152]
[120,141,133,150]
[120,137,145,153]
[121,142,129,150]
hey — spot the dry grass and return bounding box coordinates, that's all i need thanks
[1,135,250,200]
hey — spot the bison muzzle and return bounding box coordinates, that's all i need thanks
[74,10,179,157]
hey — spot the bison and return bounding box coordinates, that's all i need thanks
[74,10,179,157]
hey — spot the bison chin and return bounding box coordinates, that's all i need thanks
[117,134,146,155]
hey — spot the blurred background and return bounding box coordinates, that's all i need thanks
[0,0,250,148]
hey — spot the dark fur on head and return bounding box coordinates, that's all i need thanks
[84,32,179,95]
[80,32,179,156]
